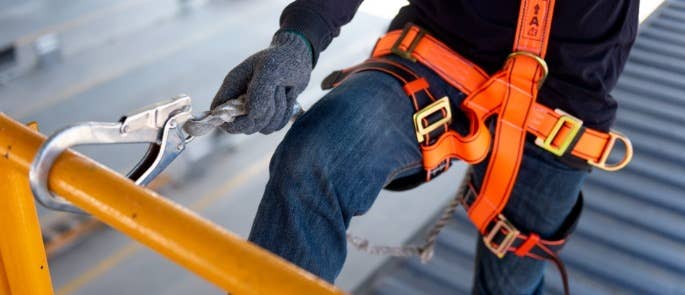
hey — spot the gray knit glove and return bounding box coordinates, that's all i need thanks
[211,31,312,134]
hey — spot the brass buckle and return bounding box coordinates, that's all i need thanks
[391,25,426,62]
[588,130,633,171]
[413,96,452,143]
[483,214,519,259]
[535,109,583,157]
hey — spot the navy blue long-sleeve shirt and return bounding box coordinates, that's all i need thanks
[279,0,639,131]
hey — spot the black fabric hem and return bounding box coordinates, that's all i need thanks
[279,5,334,66]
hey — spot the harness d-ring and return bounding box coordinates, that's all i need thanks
[507,51,549,86]
[588,130,633,171]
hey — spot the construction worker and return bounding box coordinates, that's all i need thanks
[210,0,638,293]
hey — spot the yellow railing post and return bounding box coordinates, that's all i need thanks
[0,113,344,295]
[0,254,12,295]
[0,132,54,295]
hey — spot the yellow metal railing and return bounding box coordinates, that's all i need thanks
[0,113,345,295]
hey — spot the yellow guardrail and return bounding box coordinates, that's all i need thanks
[0,113,345,295]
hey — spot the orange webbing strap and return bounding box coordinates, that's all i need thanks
[372,27,489,94]
[466,0,556,232]
[462,182,584,295]
[513,0,556,57]
[466,1,574,293]
[526,105,633,171]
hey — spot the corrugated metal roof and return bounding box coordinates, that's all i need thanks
[355,1,685,294]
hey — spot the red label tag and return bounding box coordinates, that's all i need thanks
[520,0,551,42]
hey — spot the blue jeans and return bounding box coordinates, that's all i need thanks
[248,56,588,294]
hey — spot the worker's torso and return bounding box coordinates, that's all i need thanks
[389,0,639,131]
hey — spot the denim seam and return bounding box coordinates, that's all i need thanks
[382,160,423,187]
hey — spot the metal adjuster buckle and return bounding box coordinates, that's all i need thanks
[428,161,448,177]
[588,130,633,171]
[459,181,478,211]
[535,109,583,157]
[483,214,520,258]
[413,96,452,143]
[391,24,426,62]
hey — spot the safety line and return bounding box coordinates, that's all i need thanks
[55,155,270,295]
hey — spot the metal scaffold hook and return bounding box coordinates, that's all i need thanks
[29,94,304,214]
[29,95,195,214]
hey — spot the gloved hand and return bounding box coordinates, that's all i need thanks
[211,31,312,134]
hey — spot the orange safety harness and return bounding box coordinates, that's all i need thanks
[322,1,633,294]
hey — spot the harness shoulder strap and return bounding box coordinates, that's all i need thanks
[466,0,556,231]
[514,0,556,57]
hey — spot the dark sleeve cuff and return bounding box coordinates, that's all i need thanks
[279,0,365,66]
[278,5,335,66]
